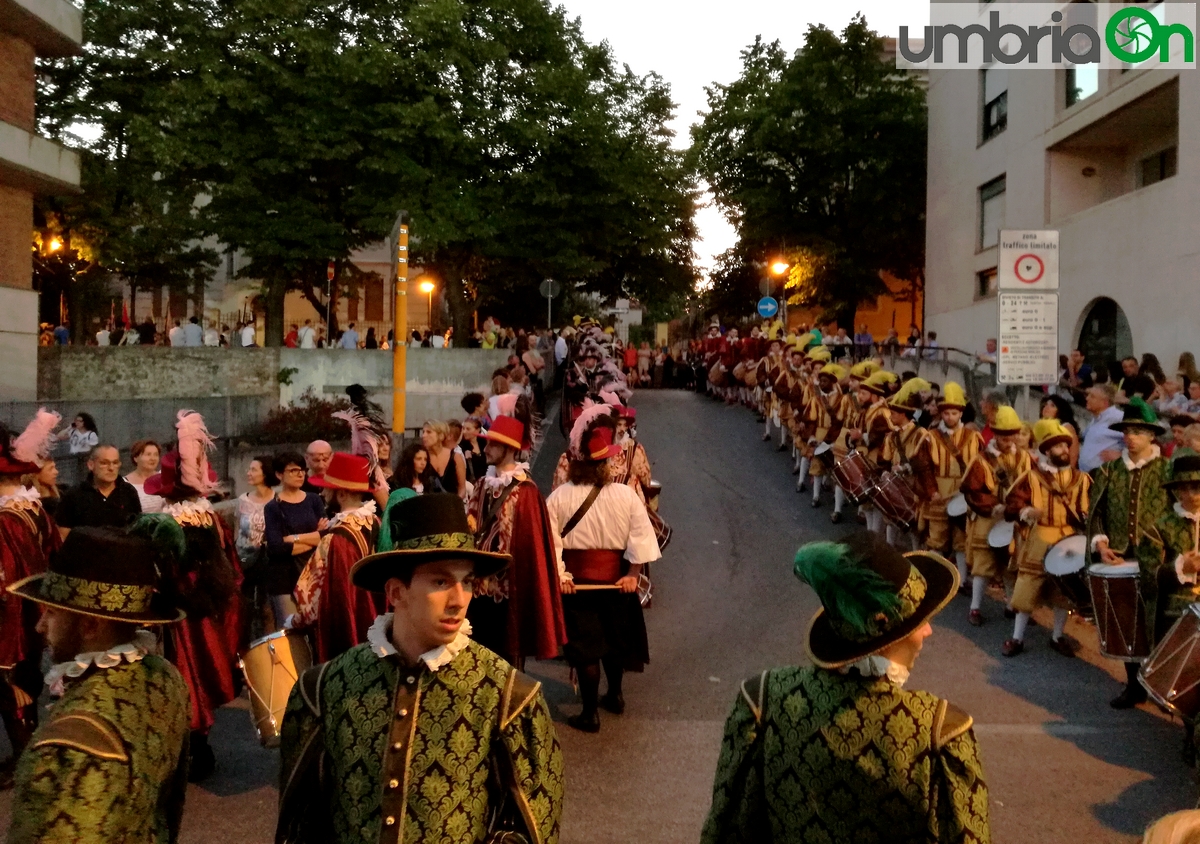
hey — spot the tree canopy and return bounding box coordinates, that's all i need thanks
[690,16,926,326]
[37,0,697,342]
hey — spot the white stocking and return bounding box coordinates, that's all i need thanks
[834,486,846,514]
[1012,612,1030,642]
[971,576,987,611]
[798,456,810,479]
[1052,608,1068,640]
[886,524,899,546]
[811,477,823,503]
[955,551,968,585]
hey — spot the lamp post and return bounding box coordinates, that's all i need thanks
[418,279,435,332]
[770,260,789,327]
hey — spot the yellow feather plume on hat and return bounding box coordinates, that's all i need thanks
[992,406,1022,433]
[888,377,931,411]
[939,381,967,408]
[849,359,881,379]
[796,332,816,349]
[819,363,848,381]
[861,370,898,395]
[807,346,831,362]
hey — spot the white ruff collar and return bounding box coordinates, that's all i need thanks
[839,654,910,687]
[45,629,157,697]
[367,613,473,672]
[1123,445,1162,471]
[937,421,960,436]
[329,499,377,529]
[0,486,41,508]
[481,462,530,493]
[1175,501,1200,522]
[1038,453,1074,474]
[163,498,214,519]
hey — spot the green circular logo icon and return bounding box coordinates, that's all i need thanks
[1107,7,1161,63]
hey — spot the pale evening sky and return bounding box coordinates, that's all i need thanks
[553,0,931,281]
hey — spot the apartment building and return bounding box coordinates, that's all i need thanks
[924,35,1193,372]
[0,0,81,399]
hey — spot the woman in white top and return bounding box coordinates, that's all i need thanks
[236,456,276,568]
[56,413,99,456]
[124,439,165,513]
[544,412,660,733]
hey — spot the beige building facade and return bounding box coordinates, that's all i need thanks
[924,56,1193,372]
[0,0,81,399]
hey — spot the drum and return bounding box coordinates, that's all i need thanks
[1043,534,1091,609]
[645,479,662,512]
[832,450,878,505]
[1088,562,1150,660]
[946,493,968,518]
[871,471,920,532]
[709,362,727,387]
[1140,603,1200,718]
[987,520,1015,549]
[732,361,748,385]
[744,361,760,388]
[239,630,313,747]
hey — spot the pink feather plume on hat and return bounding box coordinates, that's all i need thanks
[175,410,216,496]
[568,400,616,457]
[12,408,61,467]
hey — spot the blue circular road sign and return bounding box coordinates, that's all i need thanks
[757,297,779,318]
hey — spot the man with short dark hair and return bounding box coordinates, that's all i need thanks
[1118,356,1154,403]
[277,494,564,844]
[183,316,203,347]
[168,320,185,347]
[338,322,359,349]
[55,445,142,538]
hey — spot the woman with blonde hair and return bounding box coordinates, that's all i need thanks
[421,419,465,497]
[21,459,61,518]
[1143,810,1200,844]
[1178,351,1200,391]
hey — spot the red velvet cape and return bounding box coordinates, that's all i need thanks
[0,503,60,670]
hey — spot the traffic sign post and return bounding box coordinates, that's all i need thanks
[540,279,561,330]
[997,230,1060,391]
[757,297,779,319]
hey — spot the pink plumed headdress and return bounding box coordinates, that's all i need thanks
[568,400,617,457]
[12,408,61,467]
[333,408,389,489]
[175,410,216,496]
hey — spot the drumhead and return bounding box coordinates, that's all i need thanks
[1087,562,1141,577]
[987,520,1015,548]
[946,493,968,518]
[246,629,291,651]
[1044,534,1088,576]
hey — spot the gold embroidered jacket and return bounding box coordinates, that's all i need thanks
[8,656,190,844]
[701,666,990,844]
[277,639,564,844]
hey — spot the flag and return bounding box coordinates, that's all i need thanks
[122,299,130,328]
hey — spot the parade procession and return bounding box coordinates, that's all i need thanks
[12,0,1200,841]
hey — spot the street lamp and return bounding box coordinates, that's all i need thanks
[418,279,435,330]
[770,260,789,277]
[769,260,790,326]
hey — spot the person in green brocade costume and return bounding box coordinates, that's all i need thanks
[1086,397,1172,709]
[6,523,191,844]
[277,493,565,844]
[701,532,991,844]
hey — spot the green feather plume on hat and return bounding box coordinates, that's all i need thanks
[1127,396,1158,424]
[129,513,187,562]
[794,541,901,636]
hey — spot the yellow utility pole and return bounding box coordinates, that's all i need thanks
[392,223,409,434]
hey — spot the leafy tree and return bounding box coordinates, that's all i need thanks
[691,16,926,327]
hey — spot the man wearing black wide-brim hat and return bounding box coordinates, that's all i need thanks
[701,533,991,844]
[6,525,191,844]
[1086,397,1172,709]
[276,493,563,844]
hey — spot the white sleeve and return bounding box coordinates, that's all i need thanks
[624,487,662,566]
[545,493,567,580]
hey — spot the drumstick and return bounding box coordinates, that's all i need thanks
[573,584,622,591]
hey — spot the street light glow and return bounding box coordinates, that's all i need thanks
[47,237,63,253]
[770,261,789,276]
[418,280,435,294]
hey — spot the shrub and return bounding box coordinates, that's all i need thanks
[241,389,351,445]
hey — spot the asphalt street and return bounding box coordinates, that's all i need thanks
[1,388,1197,842]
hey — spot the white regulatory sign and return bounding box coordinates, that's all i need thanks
[998,292,1059,385]
[998,230,1058,290]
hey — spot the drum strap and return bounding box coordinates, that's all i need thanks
[560,486,602,538]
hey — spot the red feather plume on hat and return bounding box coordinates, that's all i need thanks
[175,410,216,496]
[12,408,61,467]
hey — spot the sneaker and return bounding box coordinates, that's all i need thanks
[968,609,984,627]
[1048,636,1077,658]
[1001,638,1025,657]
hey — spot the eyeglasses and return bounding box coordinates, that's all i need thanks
[283,467,305,474]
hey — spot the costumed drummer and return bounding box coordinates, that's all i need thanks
[960,406,1028,626]
[145,410,243,781]
[912,383,982,586]
[466,415,567,668]
[0,412,63,783]
[859,370,900,535]
[1001,420,1091,659]
[276,493,564,844]
[545,408,661,733]
[6,525,190,844]
[879,378,932,549]
[1086,397,1172,709]
[289,452,381,663]
[700,532,990,844]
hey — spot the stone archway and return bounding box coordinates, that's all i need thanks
[1075,297,1132,370]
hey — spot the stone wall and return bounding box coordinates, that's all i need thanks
[38,346,281,400]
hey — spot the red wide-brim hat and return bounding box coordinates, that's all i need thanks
[306,452,371,491]
[480,415,529,451]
